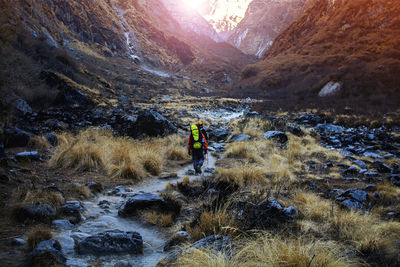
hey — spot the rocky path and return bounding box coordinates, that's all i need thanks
[54,155,217,267]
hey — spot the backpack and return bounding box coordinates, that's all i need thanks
[190,124,203,149]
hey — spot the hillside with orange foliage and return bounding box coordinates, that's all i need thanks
[235,0,400,108]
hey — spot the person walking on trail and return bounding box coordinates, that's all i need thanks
[188,121,208,174]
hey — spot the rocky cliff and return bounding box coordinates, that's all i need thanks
[204,0,253,40]
[228,0,311,57]
[235,0,400,107]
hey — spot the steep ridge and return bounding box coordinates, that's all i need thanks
[235,0,400,108]
[0,0,252,122]
[228,0,311,57]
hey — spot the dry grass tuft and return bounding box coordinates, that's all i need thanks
[49,130,188,180]
[177,234,358,267]
[215,165,267,187]
[10,187,65,211]
[186,210,237,241]
[28,135,50,151]
[143,211,174,227]
[27,226,52,250]
[64,183,91,200]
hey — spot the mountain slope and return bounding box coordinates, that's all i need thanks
[228,0,311,57]
[0,0,252,121]
[235,0,400,106]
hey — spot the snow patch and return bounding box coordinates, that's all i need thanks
[318,81,341,97]
[141,65,170,78]
[234,28,248,47]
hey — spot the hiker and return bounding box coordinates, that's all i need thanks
[188,121,208,174]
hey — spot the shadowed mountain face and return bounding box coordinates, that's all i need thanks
[0,0,253,121]
[234,0,400,107]
[228,0,311,57]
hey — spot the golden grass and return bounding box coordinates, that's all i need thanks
[27,226,52,250]
[294,191,400,255]
[186,210,237,241]
[177,234,358,267]
[215,165,267,187]
[64,183,91,200]
[221,126,343,189]
[28,135,50,151]
[10,188,65,209]
[143,211,174,227]
[49,129,187,180]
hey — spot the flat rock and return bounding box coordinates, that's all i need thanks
[15,151,39,161]
[77,230,143,255]
[229,134,251,143]
[119,193,165,216]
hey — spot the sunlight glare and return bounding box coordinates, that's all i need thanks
[181,0,203,11]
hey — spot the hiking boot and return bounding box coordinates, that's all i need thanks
[195,166,201,174]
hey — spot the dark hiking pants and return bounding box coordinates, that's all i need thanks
[192,149,204,171]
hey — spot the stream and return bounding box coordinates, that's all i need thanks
[54,155,217,267]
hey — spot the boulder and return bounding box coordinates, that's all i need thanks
[391,175,400,186]
[376,162,392,173]
[77,230,143,255]
[4,127,33,148]
[288,126,302,136]
[344,166,359,176]
[229,134,251,143]
[208,128,230,141]
[62,201,84,216]
[263,131,288,144]
[336,189,368,210]
[164,231,190,252]
[296,113,321,125]
[13,98,32,115]
[30,239,66,267]
[129,110,177,138]
[15,204,56,223]
[119,193,165,217]
[315,124,344,135]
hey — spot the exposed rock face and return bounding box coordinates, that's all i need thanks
[77,230,143,255]
[237,0,400,106]
[228,0,310,57]
[129,110,178,138]
[161,0,222,42]
[204,0,253,39]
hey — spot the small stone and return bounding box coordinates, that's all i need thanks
[52,219,74,229]
[353,160,367,169]
[364,184,376,191]
[15,151,39,161]
[11,238,26,247]
[159,173,178,180]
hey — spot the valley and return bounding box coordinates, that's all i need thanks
[0,0,399,266]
